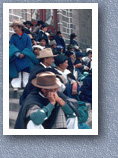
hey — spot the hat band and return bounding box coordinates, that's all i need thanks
[36,81,56,87]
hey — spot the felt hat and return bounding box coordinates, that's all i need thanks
[31,71,60,89]
[67,44,75,50]
[54,54,69,66]
[70,33,77,39]
[65,51,74,57]
[42,23,48,28]
[37,48,57,59]
[36,20,44,26]
[23,21,33,26]
[49,40,57,46]
[10,20,25,27]
[76,51,84,58]
[39,37,48,43]
[57,31,62,35]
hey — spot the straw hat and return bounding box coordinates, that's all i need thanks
[37,48,57,59]
[10,20,25,27]
[31,71,60,89]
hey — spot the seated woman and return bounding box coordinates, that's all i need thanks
[74,51,89,81]
[54,54,80,100]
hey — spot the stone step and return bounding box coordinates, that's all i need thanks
[9,88,24,99]
[9,119,16,129]
[85,110,92,128]
[85,102,91,111]
[9,98,20,112]
[9,111,19,129]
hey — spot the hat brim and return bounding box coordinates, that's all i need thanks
[31,78,60,89]
[37,55,57,59]
[10,23,25,28]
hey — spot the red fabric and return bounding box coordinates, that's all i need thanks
[18,32,23,36]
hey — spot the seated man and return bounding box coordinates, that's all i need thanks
[15,71,79,129]
[20,48,65,105]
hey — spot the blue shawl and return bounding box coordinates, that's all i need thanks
[9,44,39,79]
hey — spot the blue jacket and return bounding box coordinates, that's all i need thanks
[54,35,66,52]
[9,45,39,79]
[9,32,32,51]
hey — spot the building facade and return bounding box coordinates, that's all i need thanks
[9,9,92,52]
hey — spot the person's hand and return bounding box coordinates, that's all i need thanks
[19,54,25,58]
[47,92,56,105]
[85,66,89,70]
[54,92,65,106]
[72,82,77,95]
[75,63,83,68]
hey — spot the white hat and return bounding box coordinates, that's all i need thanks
[86,48,92,53]
[32,45,44,51]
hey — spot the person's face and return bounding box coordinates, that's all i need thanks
[26,24,31,29]
[44,57,54,66]
[60,48,63,52]
[88,53,92,59]
[52,44,57,48]
[69,54,75,59]
[40,39,46,46]
[39,24,42,28]
[43,27,48,32]
[34,48,41,56]
[70,48,75,52]
[58,33,62,38]
[59,60,68,70]
[41,88,58,97]
[12,25,22,34]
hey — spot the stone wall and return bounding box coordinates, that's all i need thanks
[57,9,72,46]
[9,9,92,51]
[77,9,92,51]
[9,9,31,38]
[57,9,92,51]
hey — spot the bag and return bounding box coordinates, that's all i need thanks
[78,101,88,124]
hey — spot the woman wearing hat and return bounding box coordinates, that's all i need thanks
[23,21,33,35]
[54,54,80,100]
[35,23,49,45]
[15,71,79,129]
[70,33,80,51]
[9,20,38,91]
[54,31,66,53]
[32,20,44,39]
[74,51,89,81]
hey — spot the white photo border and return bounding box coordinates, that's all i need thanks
[3,3,98,135]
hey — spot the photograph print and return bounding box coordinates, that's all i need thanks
[3,3,98,135]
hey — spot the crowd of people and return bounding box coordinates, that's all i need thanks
[9,19,92,129]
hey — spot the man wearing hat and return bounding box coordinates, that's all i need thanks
[35,23,49,45]
[54,31,66,53]
[15,71,79,129]
[20,48,65,105]
[9,19,38,91]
